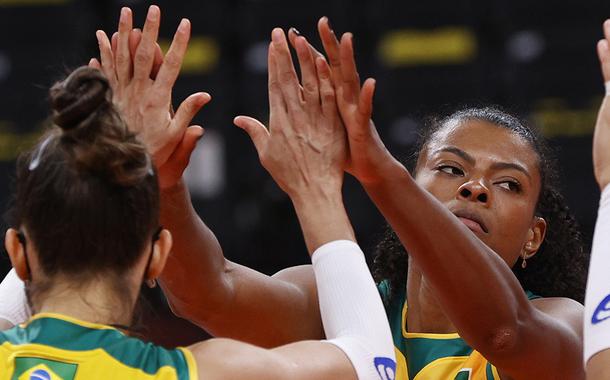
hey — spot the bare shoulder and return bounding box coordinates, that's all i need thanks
[531,297,583,332]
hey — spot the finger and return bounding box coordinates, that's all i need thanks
[598,39,610,86]
[234,116,270,154]
[357,78,376,126]
[89,58,101,70]
[316,57,338,119]
[111,32,118,55]
[129,28,142,59]
[115,7,133,85]
[339,32,361,103]
[318,17,342,79]
[133,5,161,83]
[95,30,118,89]
[600,20,610,86]
[268,44,288,124]
[294,36,320,111]
[151,43,164,79]
[153,18,191,103]
[158,126,204,190]
[288,27,325,60]
[270,28,303,111]
[173,92,212,133]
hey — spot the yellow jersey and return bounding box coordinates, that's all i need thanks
[379,281,539,380]
[0,313,197,380]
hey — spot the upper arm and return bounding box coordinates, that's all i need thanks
[169,263,324,348]
[189,338,356,380]
[158,184,323,347]
[494,298,585,380]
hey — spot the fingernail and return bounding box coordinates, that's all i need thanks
[325,17,333,31]
[272,28,284,42]
[95,30,102,43]
[178,18,189,32]
[147,5,159,21]
[289,27,301,36]
[120,7,128,22]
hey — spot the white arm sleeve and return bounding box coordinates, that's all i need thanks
[0,269,31,326]
[584,185,610,364]
[311,240,396,380]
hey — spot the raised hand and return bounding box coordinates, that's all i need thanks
[594,19,610,191]
[91,6,211,189]
[234,29,346,199]
[288,19,399,185]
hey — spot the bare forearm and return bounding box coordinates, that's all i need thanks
[362,161,531,349]
[291,189,356,254]
[159,180,229,315]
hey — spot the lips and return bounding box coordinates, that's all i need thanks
[453,210,489,234]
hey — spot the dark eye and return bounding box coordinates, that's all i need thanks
[437,165,464,176]
[497,180,521,192]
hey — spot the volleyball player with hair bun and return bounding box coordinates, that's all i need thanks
[0,7,397,379]
[584,18,610,380]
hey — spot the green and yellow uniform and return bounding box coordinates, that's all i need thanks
[379,282,539,380]
[0,313,197,380]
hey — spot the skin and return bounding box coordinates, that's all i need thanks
[0,319,13,331]
[585,18,610,380]
[30,6,379,379]
[146,15,584,380]
[80,6,585,379]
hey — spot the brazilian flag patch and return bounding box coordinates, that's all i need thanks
[12,357,77,380]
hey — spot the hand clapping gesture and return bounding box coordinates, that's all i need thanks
[90,6,211,189]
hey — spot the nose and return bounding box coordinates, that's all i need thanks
[457,180,490,204]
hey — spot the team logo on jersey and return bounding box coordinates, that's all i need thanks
[13,358,77,380]
[374,357,397,380]
[592,294,610,324]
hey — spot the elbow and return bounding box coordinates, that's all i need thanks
[483,326,521,355]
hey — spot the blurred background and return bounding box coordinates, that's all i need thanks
[0,0,608,346]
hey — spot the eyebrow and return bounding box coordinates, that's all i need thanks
[434,146,531,180]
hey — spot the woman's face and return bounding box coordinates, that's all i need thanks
[414,119,545,266]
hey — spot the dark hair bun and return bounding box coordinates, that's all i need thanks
[45,66,153,187]
[50,66,111,132]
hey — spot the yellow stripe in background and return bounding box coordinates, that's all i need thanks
[378,27,477,68]
[159,36,220,75]
[0,122,42,162]
[533,97,600,137]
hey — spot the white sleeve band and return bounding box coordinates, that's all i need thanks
[311,240,396,380]
[584,185,610,364]
[0,269,31,326]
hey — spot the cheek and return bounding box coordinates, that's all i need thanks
[492,196,536,243]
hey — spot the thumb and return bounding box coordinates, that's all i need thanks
[158,126,204,190]
[234,116,269,153]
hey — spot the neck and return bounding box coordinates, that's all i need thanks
[30,274,138,327]
[406,262,457,334]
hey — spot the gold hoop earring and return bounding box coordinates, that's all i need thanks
[146,279,157,288]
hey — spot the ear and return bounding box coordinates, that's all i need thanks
[522,216,547,260]
[5,228,29,281]
[146,229,172,281]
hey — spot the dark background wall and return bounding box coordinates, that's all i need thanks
[0,0,608,346]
